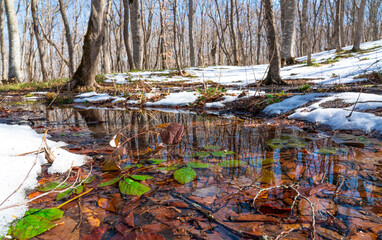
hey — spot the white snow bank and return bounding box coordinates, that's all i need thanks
[205,90,265,108]
[145,92,198,107]
[0,124,88,236]
[263,93,327,115]
[265,92,382,134]
[103,39,382,86]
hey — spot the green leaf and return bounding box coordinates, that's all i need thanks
[317,147,338,155]
[123,163,143,169]
[147,159,166,164]
[97,176,122,187]
[83,175,95,184]
[203,145,220,151]
[260,169,275,184]
[129,175,153,181]
[174,167,197,184]
[189,151,210,158]
[218,160,247,168]
[76,185,84,194]
[158,166,179,171]
[56,188,75,201]
[186,162,212,169]
[119,178,150,196]
[211,150,235,157]
[9,215,56,240]
[37,181,70,192]
[25,208,64,221]
[262,158,275,166]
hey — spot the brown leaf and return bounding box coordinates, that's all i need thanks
[101,158,121,172]
[167,200,189,208]
[98,198,116,213]
[160,123,183,145]
[81,226,109,240]
[125,211,135,227]
[38,216,80,240]
[234,213,279,223]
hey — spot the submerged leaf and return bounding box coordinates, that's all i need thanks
[218,160,247,168]
[56,188,75,201]
[25,208,64,221]
[83,175,95,184]
[130,175,153,181]
[211,150,235,157]
[174,167,197,184]
[189,151,211,158]
[97,176,123,187]
[9,215,56,240]
[147,159,166,164]
[160,122,184,145]
[158,166,179,171]
[119,178,150,196]
[186,162,212,168]
[203,145,220,151]
[317,147,338,155]
[37,181,70,192]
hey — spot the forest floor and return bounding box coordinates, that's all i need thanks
[0,40,382,240]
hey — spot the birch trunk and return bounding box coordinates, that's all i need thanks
[4,0,22,82]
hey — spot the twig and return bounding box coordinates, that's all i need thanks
[346,86,364,119]
[57,188,93,209]
[252,183,316,240]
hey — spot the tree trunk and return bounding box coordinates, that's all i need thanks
[188,0,195,67]
[31,0,47,81]
[4,0,22,82]
[256,2,262,65]
[280,0,297,65]
[129,0,144,69]
[173,0,182,74]
[0,0,6,81]
[334,0,342,52]
[262,0,285,85]
[122,0,135,70]
[58,0,74,77]
[69,0,106,90]
[158,0,167,69]
[230,0,239,65]
[352,0,366,51]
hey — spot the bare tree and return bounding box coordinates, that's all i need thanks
[262,0,284,85]
[69,0,107,90]
[280,0,297,65]
[352,0,366,51]
[188,0,196,67]
[334,0,343,52]
[0,0,6,81]
[31,0,48,81]
[122,0,135,70]
[230,0,239,65]
[129,0,144,69]
[4,0,22,82]
[58,0,74,77]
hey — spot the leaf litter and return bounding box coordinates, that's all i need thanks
[1,106,381,239]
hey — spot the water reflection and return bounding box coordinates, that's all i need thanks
[2,104,381,207]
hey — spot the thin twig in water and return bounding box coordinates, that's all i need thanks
[346,86,364,119]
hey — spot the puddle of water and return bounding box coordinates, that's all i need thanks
[1,103,382,238]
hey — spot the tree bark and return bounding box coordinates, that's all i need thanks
[188,0,195,67]
[352,0,366,51]
[280,0,297,65]
[262,0,285,85]
[58,0,74,77]
[31,0,48,81]
[334,0,342,52]
[129,0,144,69]
[0,0,6,81]
[69,0,106,90]
[4,0,22,82]
[230,0,239,65]
[122,0,135,70]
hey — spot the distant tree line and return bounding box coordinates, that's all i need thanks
[0,0,380,88]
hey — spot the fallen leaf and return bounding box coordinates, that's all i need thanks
[125,212,135,227]
[97,198,116,213]
[160,123,183,145]
[258,204,291,217]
